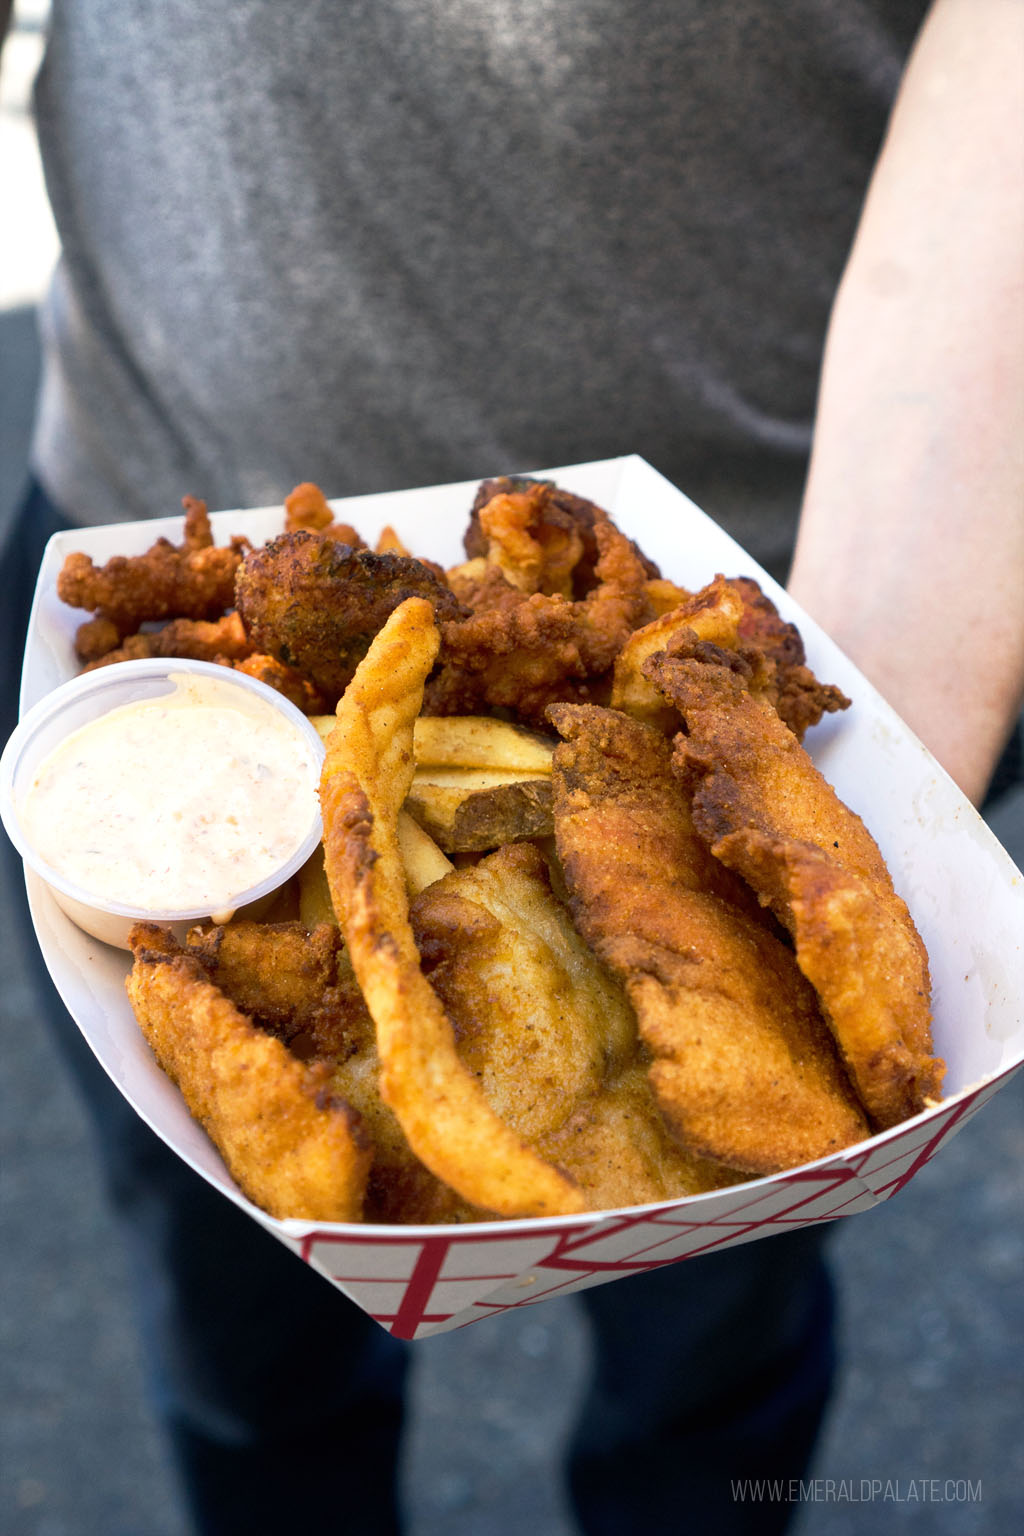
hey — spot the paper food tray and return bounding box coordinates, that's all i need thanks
[19,454,1024,1339]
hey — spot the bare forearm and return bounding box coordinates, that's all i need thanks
[788,0,1024,805]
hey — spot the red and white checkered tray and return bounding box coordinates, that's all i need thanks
[20,457,1024,1339]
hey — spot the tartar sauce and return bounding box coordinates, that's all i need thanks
[19,671,321,915]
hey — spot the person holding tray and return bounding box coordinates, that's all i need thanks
[1,2,1021,1533]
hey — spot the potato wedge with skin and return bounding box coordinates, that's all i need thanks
[320,596,583,1218]
[405,769,553,852]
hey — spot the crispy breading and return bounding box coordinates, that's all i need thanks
[476,484,586,596]
[611,575,750,732]
[283,481,366,547]
[126,923,371,1222]
[445,557,524,616]
[534,1059,738,1211]
[231,652,328,713]
[426,518,655,726]
[320,596,584,1217]
[547,703,869,1175]
[235,530,465,702]
[466,477,660,598]
[644,642,943,1127]
[611,574,849,740]
[412,841,729,1210]
[183,918,472,1223]
[81,611,253,670]
[58,497,248,642]
[184,920,360,1049]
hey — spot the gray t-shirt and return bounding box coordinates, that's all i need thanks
[31,0,929,578]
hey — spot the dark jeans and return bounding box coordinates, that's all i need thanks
[13,477,976,1536]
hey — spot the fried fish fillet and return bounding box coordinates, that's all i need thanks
[547,703,869,1175]
[126,922,371,1222]
[611,574,849,740]
[644,643,944,1128]
[182,919,477,1224]
[412,842,730,1210]
[184,920,361,1050]
[320,596,584,1217]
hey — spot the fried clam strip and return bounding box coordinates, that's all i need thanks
[645,644,943,1128]
[283,481,366,547]
[547,703,868,1176]
[475,483,587,597]
[426,517,655,727]
[465,477,661,598]
[320,596,584,1217]
[59,496,249,652]
[126,923,371,1222]
[411,842,727,1210]
[81,611,254,671]
[611,574,849,740]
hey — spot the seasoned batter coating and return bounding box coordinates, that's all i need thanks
[644,642,943,1128]
[235,530,465,701]
[548,703,868,1175]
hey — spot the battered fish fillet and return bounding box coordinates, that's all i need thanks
[58,497,249,644]
[235,530,465,702]
[412,842,731,1209]
[126,923,371,1222]
[183,921,477,1224]
[426,518,655,727]
[184,920,361,1050]
[547,703,869,1175]
[611,574,849,740]
[643,644,944,1128]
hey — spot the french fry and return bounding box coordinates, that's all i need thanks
[311,712,555,775]
[298,846,337,929]
[412,715,554,773]
[396,810,454,894]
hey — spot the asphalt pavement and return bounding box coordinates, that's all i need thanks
[2,273,1023,1536]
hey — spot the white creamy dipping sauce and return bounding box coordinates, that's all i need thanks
[19,672,321,914]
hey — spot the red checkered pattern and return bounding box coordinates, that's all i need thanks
[284,1067,1016,1339]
